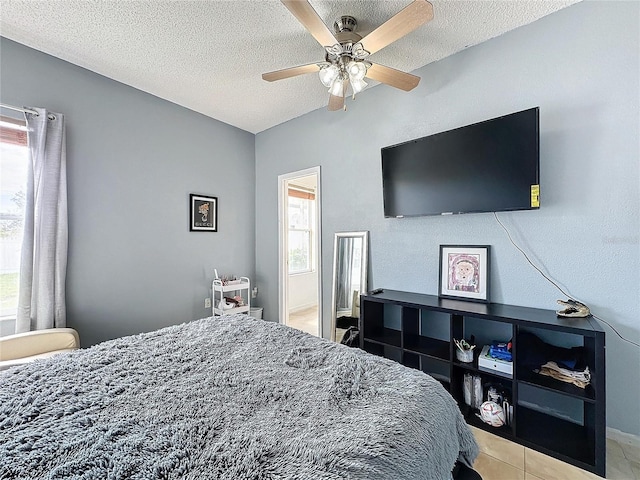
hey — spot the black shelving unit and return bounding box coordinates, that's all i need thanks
[360,289,606,478]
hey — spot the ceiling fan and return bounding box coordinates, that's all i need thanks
[262,0,434,111]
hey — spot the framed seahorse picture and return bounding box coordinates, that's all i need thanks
[190,194,218,232]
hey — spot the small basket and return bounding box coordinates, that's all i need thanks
[456,348,474,363]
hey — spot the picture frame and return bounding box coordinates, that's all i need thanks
[190,194,217,232]
[439,245,490,303]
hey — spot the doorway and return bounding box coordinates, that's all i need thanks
[278,167,321,337]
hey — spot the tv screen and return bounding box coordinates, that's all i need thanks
[381,107,540,217]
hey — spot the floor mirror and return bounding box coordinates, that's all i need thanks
[330,231,368,343]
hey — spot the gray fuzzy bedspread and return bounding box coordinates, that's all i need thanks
[0,315,477,480]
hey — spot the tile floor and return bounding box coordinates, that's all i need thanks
[472,426,640,480]
[287,306,640,479]
[287,305,319,337]
[288,305,350,341]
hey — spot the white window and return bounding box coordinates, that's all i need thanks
[0,116,28,320]
[288,188,315,274]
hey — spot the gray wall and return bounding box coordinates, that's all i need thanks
[1,38,256,347]
[256,1,640,436]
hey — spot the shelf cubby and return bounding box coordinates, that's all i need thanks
[404,336,449,359]
[403,308,451,360]
[517,406,596,469]
[517,370,596,402]
[403,351,421,369]
[420,356,450,386]
[463,315,514,349]
[361,300,402,347]
[463,407,514,439]
[363,340,402,363]
[365,328,402,348]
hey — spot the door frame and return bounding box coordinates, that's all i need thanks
[278,166,322,336]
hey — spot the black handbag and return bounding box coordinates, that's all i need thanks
[340,327,360,348]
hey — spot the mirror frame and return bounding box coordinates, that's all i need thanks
[330,231,369,342]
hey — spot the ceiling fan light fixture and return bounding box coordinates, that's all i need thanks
[346,60,367,81]
[350,77,367,95]
[319,64,339,87]
[350,43,370,60]
[263,1,434,111]
[329,77,345,97]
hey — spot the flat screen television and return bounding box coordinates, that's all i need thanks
[381,107,540,217]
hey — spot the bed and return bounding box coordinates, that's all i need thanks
[0,314,478,479]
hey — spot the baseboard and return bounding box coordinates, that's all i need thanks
[607,427,640,447]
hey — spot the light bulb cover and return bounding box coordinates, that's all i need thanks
[319,64,339,87]
[347,61,367,81]
[329,77,345,97]
[351,77,368,94]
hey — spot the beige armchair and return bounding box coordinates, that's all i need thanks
[0,328,79,370]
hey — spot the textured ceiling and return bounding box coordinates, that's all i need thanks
[0,0,578,134]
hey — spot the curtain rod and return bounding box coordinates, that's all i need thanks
[0,103,56,120]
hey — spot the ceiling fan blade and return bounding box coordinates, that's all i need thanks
[359,0,434,55]
[365,63,420,91]
[262,63,321,82]
[281,0,338,47]
[328,94,344,111]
